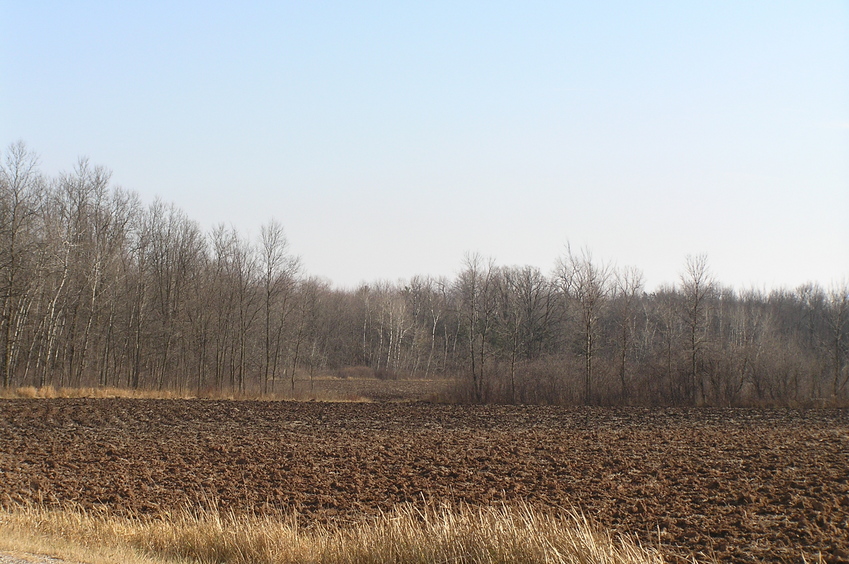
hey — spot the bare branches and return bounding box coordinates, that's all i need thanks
[556,245,612,404]
[2,143,847,406]
[680,254,716,404]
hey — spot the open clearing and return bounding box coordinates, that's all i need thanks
[0,399,847,562]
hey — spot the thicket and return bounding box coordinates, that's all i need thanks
[2,142,847,405]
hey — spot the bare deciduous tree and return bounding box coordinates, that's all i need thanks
[456,253,496,402]
[260,219,299,394]
[826,281,849,397]
[613,265,644,402]
[680,254,715,404]
[557,245,612,404]
[0,142,43,388]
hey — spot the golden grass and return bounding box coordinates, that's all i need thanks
[5,385,178,400]
[0,384,372,402]
[0,502,677,564]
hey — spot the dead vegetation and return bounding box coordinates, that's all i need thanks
[0,377,451,402]
[0,502,671,564]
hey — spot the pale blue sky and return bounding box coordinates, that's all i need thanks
[2,2,847,290]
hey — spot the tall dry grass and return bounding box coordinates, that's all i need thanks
[0,384,372,402]
[3,385,187,400]
[0,502,677,564]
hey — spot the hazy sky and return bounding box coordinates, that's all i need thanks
[2,2,847,291]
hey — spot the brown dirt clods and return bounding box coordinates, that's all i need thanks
[0,399,847,562]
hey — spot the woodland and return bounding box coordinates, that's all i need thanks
[1,142,847,406]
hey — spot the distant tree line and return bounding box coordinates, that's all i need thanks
[2,142,847,405]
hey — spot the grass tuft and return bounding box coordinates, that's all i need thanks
[0,502,679,564]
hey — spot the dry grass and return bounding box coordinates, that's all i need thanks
[0,502,677,564]
[4,385,185,400]
[0,374,453,402]
[0,384,372,402]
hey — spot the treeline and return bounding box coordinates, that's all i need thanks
[1,142,847,405]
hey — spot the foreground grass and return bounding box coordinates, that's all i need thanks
[0,503,674,564]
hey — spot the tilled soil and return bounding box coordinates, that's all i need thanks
[0,400,846,563]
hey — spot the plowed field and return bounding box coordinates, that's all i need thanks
[0,400,847,563]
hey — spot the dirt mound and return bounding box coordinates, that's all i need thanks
[0,400,846,562]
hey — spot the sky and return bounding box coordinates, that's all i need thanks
[2,2,848,291]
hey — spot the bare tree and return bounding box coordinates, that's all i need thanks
[456,253,496,402]
[36,157,109,388]
[680,254,715,404]
[0,142,43,387]
[557,245,611,404]
[613,265,644,402]
[144,201,206,390]
[230,230,260,393]
[259,219,299,393]
[406,275,447,378]
[72,161,115,388]
[491,266,556,403]
[650,285,683,402]
[825,280,849,398]
[288,277,325,393]
[493,267,523,403]
[209,225,238,390]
